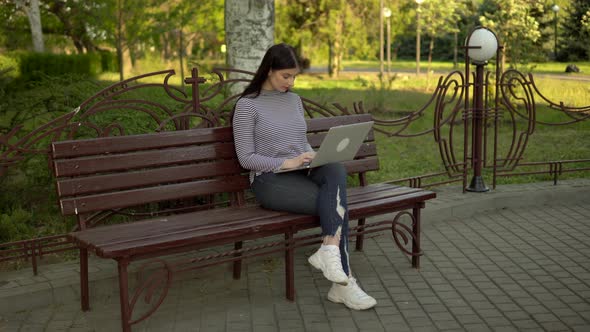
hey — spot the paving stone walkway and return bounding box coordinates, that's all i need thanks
[1,179,589,332]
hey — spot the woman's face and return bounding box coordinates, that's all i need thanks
[263,67,299,92]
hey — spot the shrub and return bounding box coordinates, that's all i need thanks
[0,208,34,243]
[0,53,20,77]
[18,52,102,81]
[99,51,119,73]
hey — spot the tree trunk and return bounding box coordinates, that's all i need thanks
[328,39,334,77]
[225,0,274,95]
[16,0,44,52]
[328,8,345,78]
[428,38,434,74]
[453,31,458,69]
[116,0,124,81]
[162,33,170,60]
[115,0,133,80]
[331,38,341,78]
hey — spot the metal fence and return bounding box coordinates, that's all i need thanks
[1,52,589,273]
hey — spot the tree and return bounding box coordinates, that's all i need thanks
[177,0,224,60]
[479,0,543,68]
[45,0,104,53]
[558,0,590,61]
[13,0,44,52]
[583,10,590,34]
[109,0,160,80]
[319,0,351,77]
[276,0,377,77]
[225,0,274,93]
[420,0,463,73]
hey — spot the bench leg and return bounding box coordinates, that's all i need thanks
[233,241,243,280]
[285,232,295,301]
[355,218,366,251]
[117,258,132,332]
[412,206,422,269]
[80,248,90,311]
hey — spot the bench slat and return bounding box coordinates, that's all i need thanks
[68,183,435,259]
[54,142,237,177]
[70,206,289,248]
[93,213,315,258]
[52,127,234,158]
[60,175,250,215]
[342,157,379,173]
[349,191,437,219]
[349,186,424,203]
[57,159,243,196]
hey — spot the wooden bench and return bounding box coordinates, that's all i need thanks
[51,113,436,331]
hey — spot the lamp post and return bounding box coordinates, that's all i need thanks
[178,29,185,89]
[465,27,498,192]
[552,4,559,59]
[415,0,424,76]
[383,7,392,77]
[379,0,384,79]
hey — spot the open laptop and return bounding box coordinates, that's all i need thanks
[274,121,374,173]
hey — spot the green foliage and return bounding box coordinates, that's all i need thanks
[421,0,463,38]
[18,53,102,81]
[1,0,588,75]
[99,51,119,72]
[479,0,544,66]
[276,0,381,76]
[0,72,108,134]
[0,208,34,243]
[558,0,590,61]
[0,154,68,244]
[0,53,20,77]
[0,53,19,102]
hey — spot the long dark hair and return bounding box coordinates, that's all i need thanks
[239,43,300,98]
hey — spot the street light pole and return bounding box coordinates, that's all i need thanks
[178,29,185,89]
[379,0,384,79]
[415,0,424,76]
[552,4,560,59]
[383,7,392,77]
[465,27,499,193]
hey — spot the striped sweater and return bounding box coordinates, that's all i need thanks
[233,89,313,182]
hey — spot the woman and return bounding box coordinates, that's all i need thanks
[232,43,376,310]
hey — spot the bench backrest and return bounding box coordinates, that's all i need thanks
[51,113,377,226]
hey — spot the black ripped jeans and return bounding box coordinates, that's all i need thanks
[251,162,350,275]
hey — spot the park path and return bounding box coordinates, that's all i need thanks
[0,179,589,332]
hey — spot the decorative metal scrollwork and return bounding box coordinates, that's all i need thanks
[128,259,174,325]
[391,211,421,257]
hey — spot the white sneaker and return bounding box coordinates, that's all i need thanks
[308,246,349,285]
[327,277,377,310]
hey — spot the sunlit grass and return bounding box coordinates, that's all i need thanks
[292,72,590,186]
[313,59,590,76]
[92,66,590,187]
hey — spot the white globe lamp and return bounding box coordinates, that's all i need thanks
[466,27,498,64]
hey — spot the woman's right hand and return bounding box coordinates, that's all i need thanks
[281,152,316,170]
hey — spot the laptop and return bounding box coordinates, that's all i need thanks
[274,121,374,173]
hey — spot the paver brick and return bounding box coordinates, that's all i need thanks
[1,181,590,331]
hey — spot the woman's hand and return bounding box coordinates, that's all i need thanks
[281,151,316,170]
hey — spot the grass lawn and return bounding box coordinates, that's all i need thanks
[93,68,589,187]
[311,59,590,77]
[289,71,590,186]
